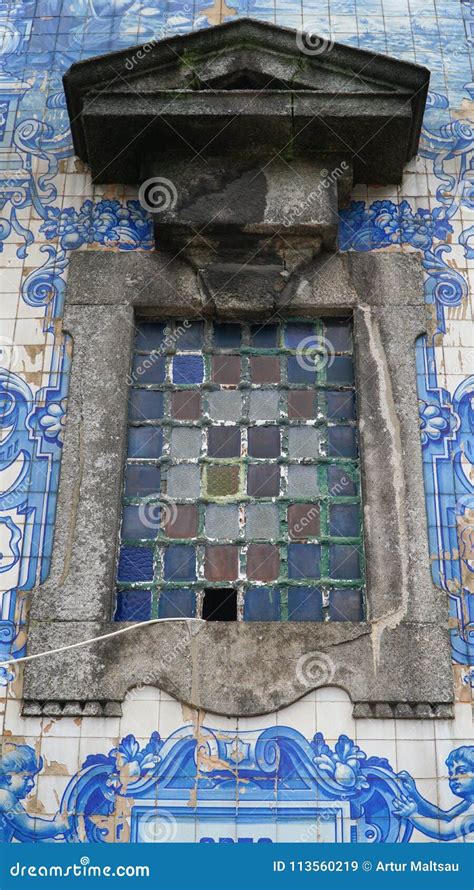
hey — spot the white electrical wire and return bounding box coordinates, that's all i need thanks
[0,617,204,669]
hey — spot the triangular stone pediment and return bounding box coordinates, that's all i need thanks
[64,17,429,186]
[100,39,405,97]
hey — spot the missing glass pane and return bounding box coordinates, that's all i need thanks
[202,588,238,621]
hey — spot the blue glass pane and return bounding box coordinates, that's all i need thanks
[175,322,203,350]
[172,355,204,384]
[117,546,153,582]
[287,355,316,384]
[250,324,278,347]
[131,354,166,384]
[115,589,152,621]
[129,389,164,421]
[327,465,357,497]
[121,505,158,540]
[288,587,323,621]
[288,543,321,579]
[158,588,196,618]
[327,425,357,458]
[125,463,161,497]
[329,588,363,621]
[244,587,280,620]
[213,323,241,348]
[324,319,352,352]
[127,427,163,458]
[135,322,166,352]
[329,504,360,537]
[163,545,196,581]
[326,356,354,385]
[329,544,361,580]
[326,390,355,420]
[284,322,314,348]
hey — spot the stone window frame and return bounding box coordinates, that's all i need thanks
[23,248,454,720]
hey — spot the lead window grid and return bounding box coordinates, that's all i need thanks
[115,318,365,623]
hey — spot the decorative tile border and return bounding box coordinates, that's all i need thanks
[1,721,472,843]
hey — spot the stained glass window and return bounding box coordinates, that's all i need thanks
[115,318,365,622]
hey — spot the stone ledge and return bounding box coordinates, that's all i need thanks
[22,700,123,718]
[352,702,455,720]
[23,618,453,718]
[22,699,455,721]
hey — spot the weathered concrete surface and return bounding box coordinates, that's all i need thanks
[149,156,351,251]
[24,618,452,718]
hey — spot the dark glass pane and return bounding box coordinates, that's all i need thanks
[326,390,355,420]
[287,355,316,384]
[122,505,158,539]
[213,323,241,348]
[247,464,280,497]
[163,545,196,581]
[329,503,360,537]
[329,544,361,580]
[329,588,363,621]
[288,543,321,579]
[328,425,357,458]
[323,318,352,352]
[115,589,152,621]
[135,322,166,352]
[288,587,323,621]
[250,324,278,347]
[175,321,203,350]
[208,426,241,458]
[158,588,196,618]
[117,546,153,582]
[127,427,163,459]
[244,587,280,621]
[125,463,160,497]
[327,465,357,497]
[129,389,164,421]
[284,322,314,348]
[172,355,204,384]
[131,354,165,384]
[326,355,354,385]
[248,426,280,458]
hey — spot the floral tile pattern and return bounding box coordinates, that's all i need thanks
[0,0,472,846]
